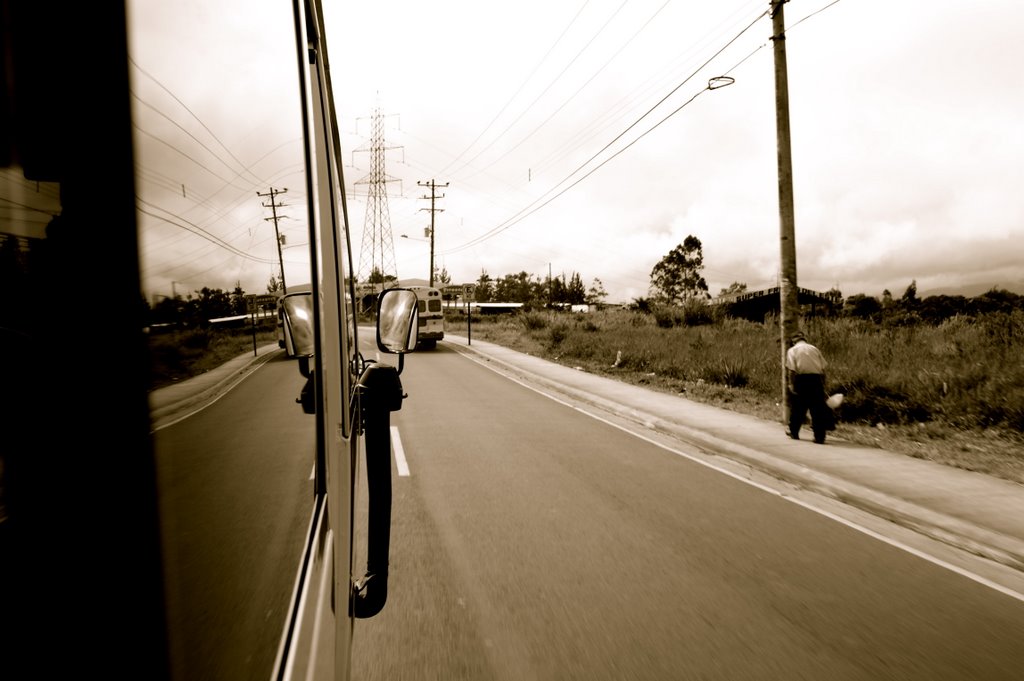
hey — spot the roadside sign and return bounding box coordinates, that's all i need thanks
[249,294,278,311]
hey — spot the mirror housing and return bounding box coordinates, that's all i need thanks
[376,289,419,354]
[279,291,315,358]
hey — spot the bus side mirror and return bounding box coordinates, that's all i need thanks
[376,289,418,354]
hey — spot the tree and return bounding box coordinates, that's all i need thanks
[176,286,235,326]
[494,271,543,306]
[150,295,182,325]
[566,272,586,305]
[970,288,1022,315]
[266,273,284,294]
[549,274,567,305]
[586,278,608,306]
[844,293,882,321]
[630,296,653,313]
[230,282,248,315]
[475,269,494,302]
[649,235,708,304]
[900,280,918,309]
[366,267,397,285]
[434,265,452,286]
[718,281,747,298]
[919,294,968,323]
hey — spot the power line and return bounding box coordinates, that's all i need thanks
[458,0,673,183]
[128,57,270,187]
[136,201,277,263]
[529,0,765,178]
[447,1,630,181]
[443,9,768,255]
[440,0,844,257]
[436,0,592,178]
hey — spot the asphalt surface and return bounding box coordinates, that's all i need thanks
[149,334,1024,578]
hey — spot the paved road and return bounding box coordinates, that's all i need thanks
[147,334,1024,679]
[350,341,1024,680]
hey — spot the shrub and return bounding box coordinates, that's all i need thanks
[680,298,717,326]
[835,378,931,426]
[548,322,569,346]
[652,305,680,328]
[704,361,749,388]
[629,297,653,313]
[180,329,211,350]
[520,311,549,331]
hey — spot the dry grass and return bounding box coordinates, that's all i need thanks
[448,309,1024,486]
[147,326,278,391]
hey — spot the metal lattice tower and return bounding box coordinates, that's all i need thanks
[354,107,402,286]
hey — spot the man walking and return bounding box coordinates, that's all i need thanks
[786,330,831,444]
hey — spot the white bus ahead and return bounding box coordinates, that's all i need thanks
[408,285,444,349]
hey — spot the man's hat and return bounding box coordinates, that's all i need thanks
[790,330,806,342]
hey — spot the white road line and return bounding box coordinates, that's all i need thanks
[391,426,410,477]
[456,348,1024,604]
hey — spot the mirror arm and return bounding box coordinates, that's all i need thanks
[296,370,316,414]
[352,362,406,618]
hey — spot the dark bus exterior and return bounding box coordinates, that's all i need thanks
[1,2,415,679]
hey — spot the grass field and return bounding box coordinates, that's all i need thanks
[444,307,1024,485]
[144,309,1024,485]
[147,325,278,391]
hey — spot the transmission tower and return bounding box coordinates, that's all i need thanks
[354,106,402,287]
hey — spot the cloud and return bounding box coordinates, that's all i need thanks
[129,0,1024,304]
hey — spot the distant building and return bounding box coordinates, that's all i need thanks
[716,286,839,322]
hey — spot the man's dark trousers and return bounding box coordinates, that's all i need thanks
[789,373,831,443]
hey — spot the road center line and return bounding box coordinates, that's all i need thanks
[391,426,410,477]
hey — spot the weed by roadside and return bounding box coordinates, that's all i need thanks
[147,326,278,391]
[445,308,1024,485]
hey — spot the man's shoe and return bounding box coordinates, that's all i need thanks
[787,431,799,440]
[814,436,825,444]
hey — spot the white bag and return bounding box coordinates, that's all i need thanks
[826,393,844,410]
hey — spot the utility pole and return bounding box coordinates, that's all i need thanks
[772,0,799,424]
[418,179,448,287]
[258,186,288,293]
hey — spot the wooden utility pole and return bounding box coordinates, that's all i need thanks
[258,186,288,293]
[548,263,552,307]
[772,0,799,423]
[418,179,448,287]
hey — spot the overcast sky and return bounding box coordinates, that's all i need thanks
[129,0,1024,303]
